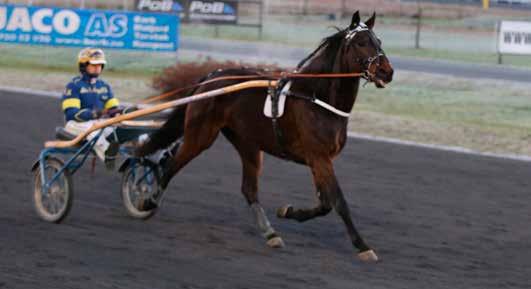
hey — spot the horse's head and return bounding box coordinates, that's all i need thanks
[340,11,394,88]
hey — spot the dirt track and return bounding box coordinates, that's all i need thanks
[1,91,530,289]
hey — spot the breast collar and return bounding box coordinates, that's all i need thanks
[283,81,351,118]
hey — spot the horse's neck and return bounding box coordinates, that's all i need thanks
[297,58,360,113]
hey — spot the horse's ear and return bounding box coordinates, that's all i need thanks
[350,11,360,30]
[365,12,376,30]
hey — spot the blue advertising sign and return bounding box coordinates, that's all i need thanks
[0,4,179,51]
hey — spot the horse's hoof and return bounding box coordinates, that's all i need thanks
[266,236,285,248]
[276,205,293,218]
[138,197,158,211]
[358,250,378,262]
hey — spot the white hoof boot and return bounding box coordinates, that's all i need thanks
[358,250,379,262]
[266,236,285,248]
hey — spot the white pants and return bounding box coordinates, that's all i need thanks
[64,120,115,161]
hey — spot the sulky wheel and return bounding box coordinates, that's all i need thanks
[33,157,73,223]
[120,159,160,220]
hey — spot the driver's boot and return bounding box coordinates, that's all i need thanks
[103,133,120,170]
[104,141,120,170]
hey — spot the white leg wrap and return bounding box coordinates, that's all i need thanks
[251,203,276,238]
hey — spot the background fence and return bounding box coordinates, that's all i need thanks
[1,0,531,76]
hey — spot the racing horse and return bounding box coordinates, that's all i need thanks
[137,12,394,261]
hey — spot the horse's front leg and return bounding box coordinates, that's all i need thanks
[280,159,377,262]
[332,180,378,262]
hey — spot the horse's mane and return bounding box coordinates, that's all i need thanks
[151,58,283,99]
[295,27,351,102]
[296,27,347,72]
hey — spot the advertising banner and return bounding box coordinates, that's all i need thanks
[498,21,531,55]
[136,0,184,15]
[188,0,238,24]
[136,0,238,24]
[0,4,179,51]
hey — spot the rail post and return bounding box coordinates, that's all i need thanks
[414,4,422,49]
[496,20,503,65]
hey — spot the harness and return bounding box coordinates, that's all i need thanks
[266,77,354,157]
[267,81,288,158]
[263,24,387,158]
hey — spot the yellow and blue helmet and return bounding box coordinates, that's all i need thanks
[78,47,107,65]
[77,47,107,74]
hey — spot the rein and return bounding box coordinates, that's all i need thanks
[141,71,368,104]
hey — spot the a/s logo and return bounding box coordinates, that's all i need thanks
[85,14,127,38]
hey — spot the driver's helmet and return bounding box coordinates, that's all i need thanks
[77,48,107,72]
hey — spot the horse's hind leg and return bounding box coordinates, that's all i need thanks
[160,124,220,190]
[136,106,186,158]
[222,129,284,248]
[140,118,221,210]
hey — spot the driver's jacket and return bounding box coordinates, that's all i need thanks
[61,74,119,122]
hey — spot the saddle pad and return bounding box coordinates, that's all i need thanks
[264,81,291,118]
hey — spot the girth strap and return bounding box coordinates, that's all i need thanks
[268,82,288,158]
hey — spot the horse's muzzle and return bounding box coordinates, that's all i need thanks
[373,57,394,88]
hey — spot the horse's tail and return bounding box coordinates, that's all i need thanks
[135,105,186,157]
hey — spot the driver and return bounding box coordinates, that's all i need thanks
[61,47,120,168]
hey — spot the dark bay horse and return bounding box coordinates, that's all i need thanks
[137,11,394,262]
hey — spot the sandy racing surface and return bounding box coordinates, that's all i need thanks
[1,91,530,289]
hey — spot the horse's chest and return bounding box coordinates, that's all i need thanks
[297,116,347,157]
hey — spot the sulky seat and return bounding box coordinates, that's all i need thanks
[55,127,77,141]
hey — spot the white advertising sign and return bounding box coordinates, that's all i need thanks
[498,21,531,55]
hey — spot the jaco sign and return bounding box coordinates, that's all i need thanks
[0,4,179,51]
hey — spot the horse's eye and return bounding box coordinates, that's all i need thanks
[357,41,368,47]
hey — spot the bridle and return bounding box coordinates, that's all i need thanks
[346,23,386,84]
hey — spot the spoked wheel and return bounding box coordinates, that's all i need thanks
[121,159,160,220]
[33,157,73,223]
